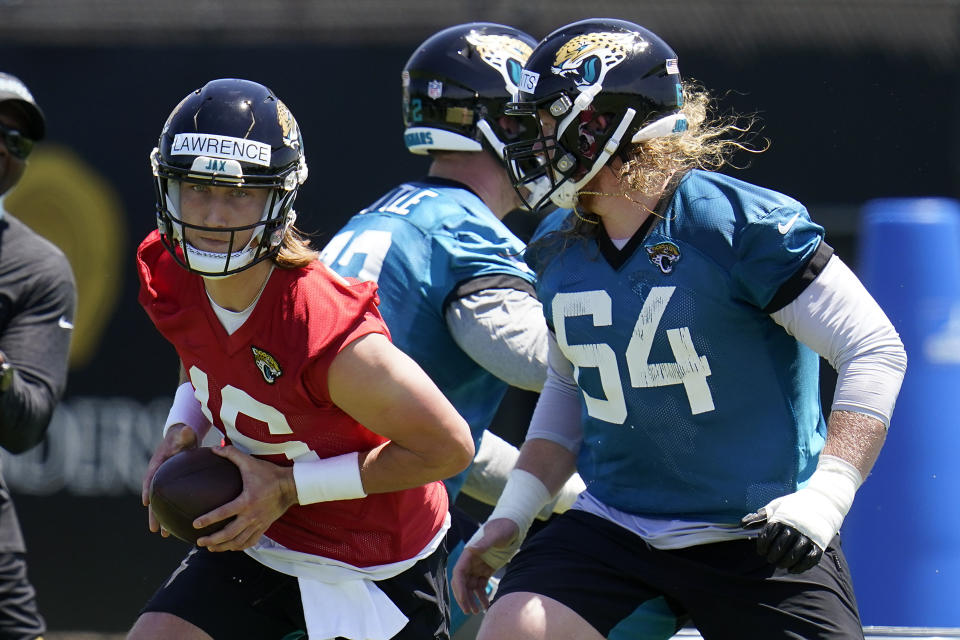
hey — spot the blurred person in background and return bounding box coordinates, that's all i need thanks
[0,71,76,640]
[318,23,585,636]
[129,77,473,640]
[453,18,907,640]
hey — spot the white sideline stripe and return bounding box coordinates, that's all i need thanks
[672,628,960,639]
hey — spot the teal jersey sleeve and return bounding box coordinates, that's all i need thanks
[428,200,535,312]
[666,171,825,310]
[729,206,823,309]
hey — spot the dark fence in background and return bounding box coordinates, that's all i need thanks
[0,31,955,631]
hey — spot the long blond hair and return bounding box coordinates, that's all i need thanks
[532,81,764,260]
[274,226,319,269]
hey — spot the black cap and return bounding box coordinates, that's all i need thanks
[0,72,45,141]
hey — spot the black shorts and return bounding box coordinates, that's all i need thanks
[141,545,450,640]
[495,509,864,640]
[0,552,44,640]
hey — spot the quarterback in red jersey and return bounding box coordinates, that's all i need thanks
[128,79,473,640]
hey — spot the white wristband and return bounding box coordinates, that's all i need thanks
[293,452,367,504]
[163,382,212,440]
[761,454,863,551]
[488,469,552,541]
[467,469,552,570]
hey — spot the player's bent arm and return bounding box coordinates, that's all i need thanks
[445,286,548,392]
[327,332,474,496]
[195,336,474,551]
[772,254,907,429]
[0,261,75,452]
[771,254,906,475]
[744,255,907,570]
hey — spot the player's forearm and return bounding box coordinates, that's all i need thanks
[516,437,578,498]
[821,410,887,480]
[0,380,56,452]
[327,333,475,495]
[358,438,473,494]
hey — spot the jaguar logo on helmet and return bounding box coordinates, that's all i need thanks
[552,31,648,89]
[252,346,282,384]
[465,31,533,92]
[646,242,681,274]
[276,100,300,150]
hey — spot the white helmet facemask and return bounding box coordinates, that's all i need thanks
[546,85,687,209]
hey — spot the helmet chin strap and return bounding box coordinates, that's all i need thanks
[550,107,637,209]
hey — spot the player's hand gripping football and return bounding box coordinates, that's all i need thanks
[451,517,521,614]
[142,423,199,537]
[192,445,299,552]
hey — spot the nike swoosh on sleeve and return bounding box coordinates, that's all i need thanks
[777,212,802,234]
[58,316,74,330]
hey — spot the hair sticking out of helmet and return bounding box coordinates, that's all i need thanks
[503,19,688,212]
[150,78,308,277]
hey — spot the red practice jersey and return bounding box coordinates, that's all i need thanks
[137,231,448,567]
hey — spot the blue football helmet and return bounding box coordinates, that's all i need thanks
[150,78,308,277]
[504,19,688,211]
[401,22,537,164]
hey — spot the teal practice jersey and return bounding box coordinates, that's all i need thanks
[529,170,832,523]
[320,177,536,498]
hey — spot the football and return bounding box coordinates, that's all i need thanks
[148,447,243,544]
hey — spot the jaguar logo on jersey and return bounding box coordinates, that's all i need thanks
[276,100,300,150]
[552,31,648,89]
[465,31,533,92]
[646,242,681,274]
[251,346,282,384]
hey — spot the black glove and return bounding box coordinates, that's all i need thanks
[741,509,823,574]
